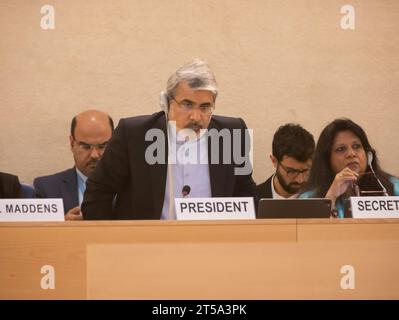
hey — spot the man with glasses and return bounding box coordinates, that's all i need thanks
[33,109,114,220]
[256,124,315,203]
[82,58,256,220]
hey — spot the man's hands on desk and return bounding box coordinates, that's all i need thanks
[65,206,83,220]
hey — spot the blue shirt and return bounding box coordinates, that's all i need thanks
[76,168,87,207]
[161,124,212,220]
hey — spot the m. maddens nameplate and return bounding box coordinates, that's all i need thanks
[0,198,64,221]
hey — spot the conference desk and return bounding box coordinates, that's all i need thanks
[1,219,399,299]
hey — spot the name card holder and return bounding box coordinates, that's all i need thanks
[0,199,65,222]
[350,196,399,218]
[175,197,255,220]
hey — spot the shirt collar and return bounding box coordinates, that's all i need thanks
[75,168,88,183]
[271,175,285,199]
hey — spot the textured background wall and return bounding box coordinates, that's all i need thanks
[0,0,398,184]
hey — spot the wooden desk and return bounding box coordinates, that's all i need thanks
[1,219,398,299]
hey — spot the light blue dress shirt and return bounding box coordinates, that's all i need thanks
[76,168,88,207]
[161,124,212,220]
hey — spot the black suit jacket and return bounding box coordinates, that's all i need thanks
[33,168,79,214]
[256,175,273,200]
[82,111,256,220]
[0,172,21,198]
[255,175,274,211]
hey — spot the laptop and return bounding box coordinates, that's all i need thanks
[257,198,332,219]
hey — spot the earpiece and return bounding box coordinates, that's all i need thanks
[367,150,374,166]
[159,91,169,114]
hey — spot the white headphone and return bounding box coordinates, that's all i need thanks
[366,149,388,196]
[366,150,373,166]
[159,91,169,116]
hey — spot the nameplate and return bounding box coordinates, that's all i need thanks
[350,196,399,218]
[0,199,65,221]
[175,197,255,220]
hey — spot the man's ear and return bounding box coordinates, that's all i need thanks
[270,155,277,169]
[69,135,74,150]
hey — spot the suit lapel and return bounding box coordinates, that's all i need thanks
[208,120,228,197]
[265,176,274,198]
[147,114,168,217]
[61,168,79,212]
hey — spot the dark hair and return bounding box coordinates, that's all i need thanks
[303,118,395,197]
[70,115,114,139]
[272,123,315,162]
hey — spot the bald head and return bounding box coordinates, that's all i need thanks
[71,109,114,139]
[70,109,114,177]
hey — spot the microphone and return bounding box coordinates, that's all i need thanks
[366,151,388,196]
[182,185,191,197]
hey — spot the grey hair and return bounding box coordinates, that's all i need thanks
[166,58,218,100]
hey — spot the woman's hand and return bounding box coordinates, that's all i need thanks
[325,167,359,204]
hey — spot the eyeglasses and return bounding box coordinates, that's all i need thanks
[278,162,310,178]
[170,96,215,115]
[73,139,108,152]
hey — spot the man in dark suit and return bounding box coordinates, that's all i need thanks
[82,59,256,220]
[33,109,113,220]
[256,124,315,203]
[0,172,21,198]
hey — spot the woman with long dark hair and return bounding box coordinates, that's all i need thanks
[301,118,399,218]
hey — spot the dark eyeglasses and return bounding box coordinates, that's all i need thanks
[278,162,310,178]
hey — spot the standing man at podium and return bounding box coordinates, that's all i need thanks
[82,59,256,220]
[34,109,114,220]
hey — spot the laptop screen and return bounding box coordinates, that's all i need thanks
[257,198,332,219]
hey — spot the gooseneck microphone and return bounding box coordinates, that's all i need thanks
[367,151,388,196]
